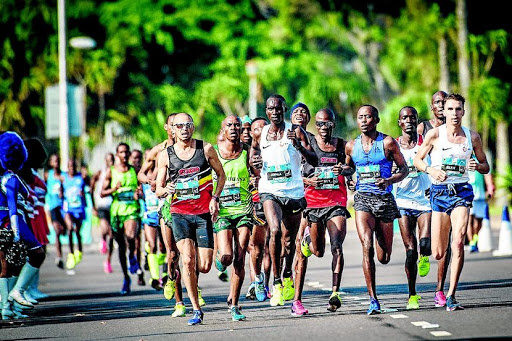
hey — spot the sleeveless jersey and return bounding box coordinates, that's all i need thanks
[422,120,434,136]
[46,169,63,210]
[110,166,139,217]
[62,172,86,213]
[469,170,486,200]
[430,125,473,185]
[352,132,393,194]
[94,169,112,209]
[258,123,304,199]
[213,146,252,216]
[167,140,212,215]
[142,183,160,213]
[304,136,347,208]
[394,135,431,210]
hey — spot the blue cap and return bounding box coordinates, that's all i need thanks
[290,102,310,115]
[241,115,252,124]
[502,206,510,222]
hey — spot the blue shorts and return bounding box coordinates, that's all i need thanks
[399,208,431,218]
[142,211,160,228]
[430,183,474,215]
[65,210,86,222]
[470,199,487,219]
[171,213,214,249]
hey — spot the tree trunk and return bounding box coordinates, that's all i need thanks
[456,0,471,128]
[438,35,450,92]
[495,120,510,207]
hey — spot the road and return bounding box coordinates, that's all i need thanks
[1,220,511,340]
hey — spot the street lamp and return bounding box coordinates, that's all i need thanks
[245,60,258,119]
[57,0,68,170]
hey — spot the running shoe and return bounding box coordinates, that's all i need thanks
[74,250,83,264]
[198,288,206,307]
[215,253,226,272]
[151,278,163,291]
[164,278,176,300]
[103,260,113,274]
[230,306,246,321]
[120,277,131,296]
[327,291,342,312]
[434,291,447,307]
[138,272,146,286]
[418,256,430,277]
[66,253,76,270]
[367,297,381,315]
[446,295,464,311]
[470,244,479,253]
[270,283,284,306]
[406,294,421,310]
[187,309,203,326]
[245,282,256,300]
[55,257,64,269]
[128,255,140,274]
[100,239,108,254]
[255,280,267,302]
[171,303,187,317]
[283,277,295,301]
[218,270,229,282]
[301,226,312,257]
[291,300,308,316]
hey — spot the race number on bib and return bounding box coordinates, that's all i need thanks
[314,166,339,190]
[407,158,419,178]
[220,180,241,207]
[175,177,200,200]
[117,190,135,202]
[267,164,292,184]
[357,165,381,184]
[441,157,466,176]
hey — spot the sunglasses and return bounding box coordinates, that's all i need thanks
[316,121,334,128]
[174,122,194,130]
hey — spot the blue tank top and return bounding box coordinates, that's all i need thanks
[352,133,393,194]
[62,172,86,213]
[46,169,63,210]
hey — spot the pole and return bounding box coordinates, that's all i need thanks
[58,0,69,170]
[246,60,258,119]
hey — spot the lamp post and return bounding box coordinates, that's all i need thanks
[245,60,258,119]
[57,0,68,170]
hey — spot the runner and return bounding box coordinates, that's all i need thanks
[394,106,432,310]
[467,166,495,252]
[345,104,408,315]
[240,115,252,145]
[213,115,253,321]
[155,112,226,325]
[91,153,115,273]
[101,142,141,295]
[252,94,316,308]
[62,159,86,270]
[129,149,145,286]
[44,154,66,269]
[414,93,490,311]
[294,108,353,316]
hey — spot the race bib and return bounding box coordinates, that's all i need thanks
[117,190,135,202]
[357,165,381,184]
[175,177,200,200]
[267,164,292,184]
[220,180,241,207]
[314,166,339,190]
[441,157,466,176]
[407,158,419,178]
[51,183,61,195]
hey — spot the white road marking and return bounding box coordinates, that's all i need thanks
[390,314,408,319]
[430,331,452,337]
[306,281,320,286]
[422,324,440,329]
[411,321,431,327]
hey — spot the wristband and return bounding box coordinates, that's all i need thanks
[424,166,429,173]
[212,195,220,203]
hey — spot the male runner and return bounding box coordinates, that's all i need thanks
[240,115,252,145]
[101,143,141,295]
[156,112,226,325]
[345,104,408,315]
[129,149,145,286]
[394,106,432,310]
[414,93,489,311]
[417,91,447,136]
[62,159,86,270]
[91,153,115,273]
[252,94,317,307]
[294,108,353,316]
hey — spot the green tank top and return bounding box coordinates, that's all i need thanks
[110,166,139,217]
[213,146,252,217]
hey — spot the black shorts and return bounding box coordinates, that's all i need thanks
[353,192,400,222]
[97,207,110,221]
[50,207,65,225]
[253,201,266,226]
[303,206,351,225]
[259,193,307,216]
[171,213,214,249]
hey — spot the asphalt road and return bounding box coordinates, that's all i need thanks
[2,221,511,341]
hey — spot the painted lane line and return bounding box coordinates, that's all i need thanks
[306,281,320,286]
[390,314,408,319]
[430,331,452,337]
[411,321,431,327]
[422,324,440,329]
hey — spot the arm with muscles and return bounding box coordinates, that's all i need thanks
[288,126,318,167]
[468,131,490,175]
[344,141,357,191]
[333,139,354,177]
[413,128,447,182]
[155,150,174,199]
[138,144,160,185]
[375,137,409,191]
[205,143,226,223]
[100,168,120,198]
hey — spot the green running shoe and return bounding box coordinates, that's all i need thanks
[327,291,342,312]
[163,278,176,300]
[406,294,421,310]
[301,226,312,257]
[66,253,76,270]
[270,283,284,306]
[171,303,186,317]
[230,306,246,321]
[418,256,430,277]
[283,277,295,301]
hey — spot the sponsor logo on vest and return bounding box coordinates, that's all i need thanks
[179,166,200,176]
[321,157,337,164]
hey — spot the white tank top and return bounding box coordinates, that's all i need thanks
[258,122,305,199]
[394,136,431,210]
[430,124,473,185]
[94,169,113,208]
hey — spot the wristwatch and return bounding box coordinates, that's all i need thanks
[212,194,220,203]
